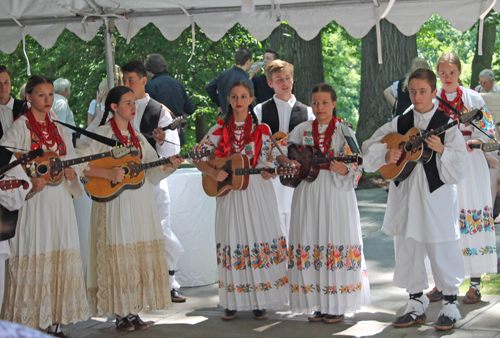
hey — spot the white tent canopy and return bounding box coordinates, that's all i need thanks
[0,0,497,85]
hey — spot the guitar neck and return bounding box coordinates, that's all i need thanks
[419,119,459,142]
[312,156,359,165]
[235,167,276,176]
[0,158,25,176]
[60,150,114,168]
[133,154,190,172]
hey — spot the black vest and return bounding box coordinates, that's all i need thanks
[260,98,308,134]
[139,98,162,151]
[396,109,449,193]
[396,77,412,116]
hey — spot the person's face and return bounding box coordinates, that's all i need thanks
[311,92,336,125]
[437,62,461,93]
[408,78,437,113]
[479,75,495,93]
[228,85,254,115]
[0,71,12,105]
[123,72,146,99]
[263,52,277,66]
[26,83,54,115]
[111,92,136,122]
[268,69,293,96]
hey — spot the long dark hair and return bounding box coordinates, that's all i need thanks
[99,86,134,126]
[23,75,53,114]
[310,83,338,119]
[224,80,258,127]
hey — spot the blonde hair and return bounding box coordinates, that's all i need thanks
[436,53,463,86]
[402,57,429,90]
[265,60,294,82]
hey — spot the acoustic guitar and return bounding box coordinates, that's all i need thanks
[380,108,483,182]
[0,179,30,241]
[202,154,300,197]
[16,145,136,199]
[84,149,210,202]
[0,148,44,177]
[280,144,363,188]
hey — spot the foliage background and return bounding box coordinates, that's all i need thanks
[1,14,499,152]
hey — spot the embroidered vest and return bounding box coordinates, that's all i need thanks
[396,109,449,193]
[261,98,308,134]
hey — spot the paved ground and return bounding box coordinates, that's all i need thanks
[62,188,500,338]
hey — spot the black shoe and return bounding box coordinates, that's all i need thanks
[115,316,135,332]
[308,311,326,322]
[426,287,443,302]
[128,314,148,330]
[323,314,344,323]
[171,289,187,302]
[434,314,456,331]
[51,331,71,338]
[221,309,237,320]
[252,309,268,320]
[392,312,427,327]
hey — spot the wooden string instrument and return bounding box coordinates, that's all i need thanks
[280,144,363,188]
[469,142,500,152]
[380,109,483,182]
[202,154,300,197]
[16,145,136,199]
[0,148,44,177]
[84,149,210,202]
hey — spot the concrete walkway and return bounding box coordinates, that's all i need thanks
[63,188,500,338]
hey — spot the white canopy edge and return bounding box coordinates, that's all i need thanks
[0,0,497,55]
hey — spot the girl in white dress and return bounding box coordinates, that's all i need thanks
[193,80,288,320]
[76,86,181,331]
[285,84,369,323]
[0,75,88,337]
[427,53,497,304]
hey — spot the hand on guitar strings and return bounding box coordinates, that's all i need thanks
[276,154,301,169]
[64,167,77,181]
[106,167,126,183]
[329,160,348,175]
[424,131,444,155]
[465,139,482,153]
[260,167,275,180]
[30,178,46,193]
[210,168,229,182]
[385,148,403,164]
[163,155,183,170]
[153,127,166,146]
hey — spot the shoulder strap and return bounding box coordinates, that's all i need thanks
[338,123,360,154]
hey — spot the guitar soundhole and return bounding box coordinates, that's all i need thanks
[122,166,130,175]
[37,164,48,175]
[404,143,413,152]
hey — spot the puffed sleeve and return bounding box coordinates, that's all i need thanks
[361,118,399,173]
[436,122,468,184]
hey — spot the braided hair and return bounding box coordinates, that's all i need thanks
[99,86,134,126]
[22,75,53,114]
[310,83,338,119]
[223,80,258,127]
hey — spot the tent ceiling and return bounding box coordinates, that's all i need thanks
[0,0,497,54]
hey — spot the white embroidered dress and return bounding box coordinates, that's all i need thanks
[286,120,370,315]
[76,123,174,317]
[438,87,498,275]
[195,120,288,311]
[0,115,88,329]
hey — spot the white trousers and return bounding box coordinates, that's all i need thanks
[153,180,184,290]
[393,236,464,295]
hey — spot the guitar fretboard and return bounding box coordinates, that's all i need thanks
[235,167,276,175]
[60,151,113,168]
[132,154,191,172]
[312,156,360,165]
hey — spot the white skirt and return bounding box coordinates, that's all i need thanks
[457,149,497,275]
[215,175,288,311]
[1,183,88,329]
[288,170,370,315]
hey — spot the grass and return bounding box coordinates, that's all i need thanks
[459,273,500,295]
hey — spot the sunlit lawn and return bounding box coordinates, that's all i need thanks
[459,273,500,295]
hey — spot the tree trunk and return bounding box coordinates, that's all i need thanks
[268,24,325,104]
[356,19,417,146]
[195,115,208,143]
[471,14,497,89]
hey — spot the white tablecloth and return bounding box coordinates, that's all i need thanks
[74,168,217,287]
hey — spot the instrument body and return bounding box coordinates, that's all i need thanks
[0,179,30,241]
[379,108,483,182]
[85,149,210,202]
[280,144,363,188]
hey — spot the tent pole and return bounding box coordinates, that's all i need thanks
[104,19,115,91]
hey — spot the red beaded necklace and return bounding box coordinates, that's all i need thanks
[228,113,253,153]
[26,109,66,155]
[312,118,336,156]
[110,117,142,158]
